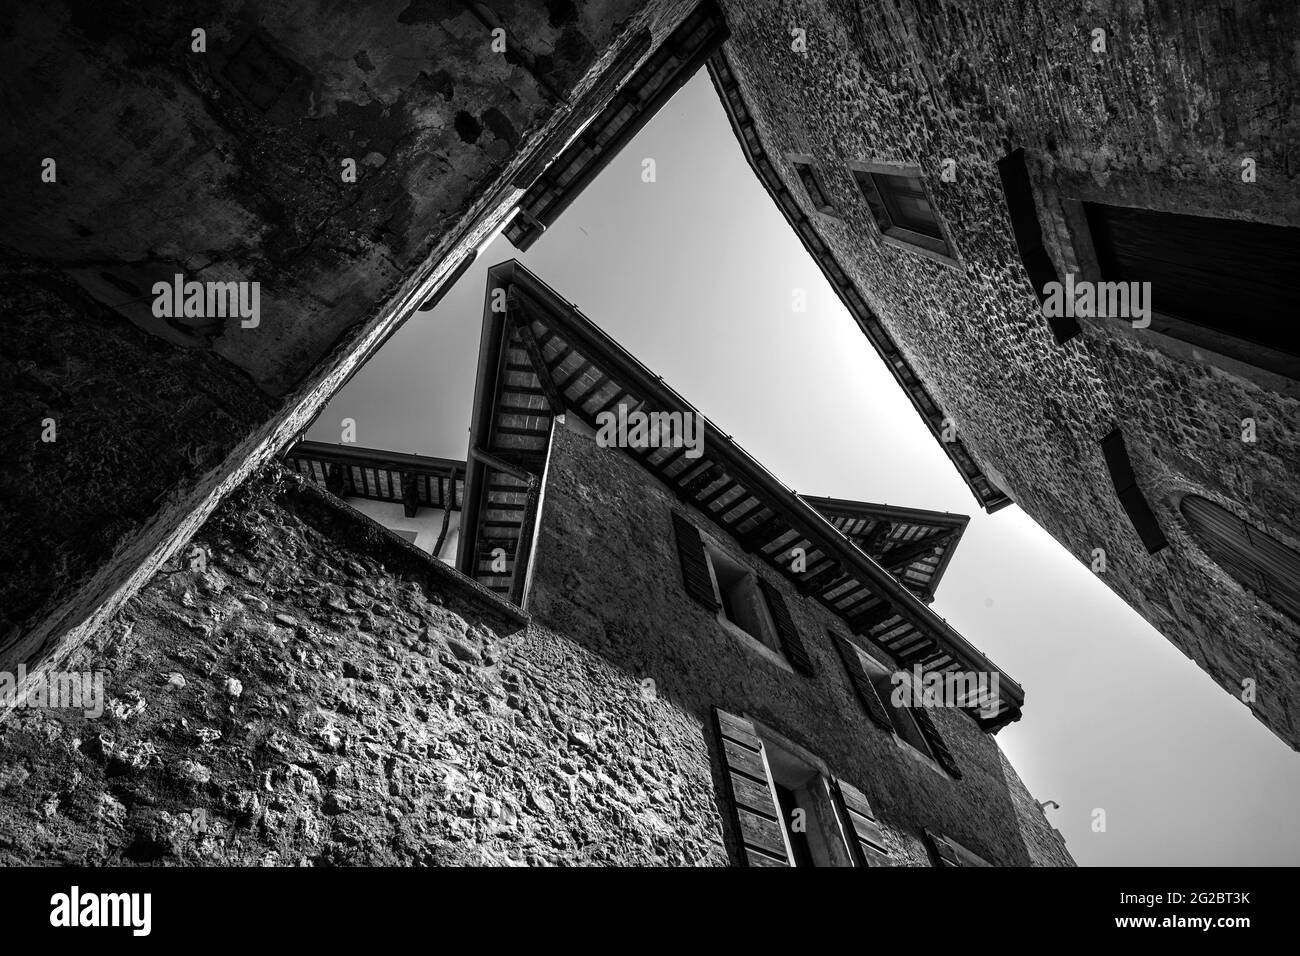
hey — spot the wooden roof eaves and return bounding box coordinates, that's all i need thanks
[799,494,970,533]
[288,440,464,478]
[485,260,1024,723]
[801,493,970,601]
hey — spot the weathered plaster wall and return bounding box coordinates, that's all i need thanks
[1,0,694,714]
[528,420,1073,866]
[4,0,687,394]
[714,0,1300,747]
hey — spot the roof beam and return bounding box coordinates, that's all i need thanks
[879,530,954,571]
[847,601,895,634]
[554,358,593,393]
[677,462,725,501]
[799,563,847,596]
[509,293,565,414]
[470,445,538,486]
[402,471,420,518]
[739,514,787,553]
[569,373,609,411]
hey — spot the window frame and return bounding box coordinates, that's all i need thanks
[698,532,792,671]
[848,159,961,268]
[855,648,937,762]
[849,638,953,778]
[786,153,843,222]
[746,719,859,868]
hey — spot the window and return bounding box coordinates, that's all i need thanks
[1098,429,1167,554]
[703,541,778,648]
[831,630,964,778]
[712,708,891,867]
[873,173,942,238]
[764,744,845,868]
[856,647,933,759]
[1083,202,1300,379]
[670,512,815,674]
[788,155,840,218]
[1181,496,1300,622]
[850,161,957,263]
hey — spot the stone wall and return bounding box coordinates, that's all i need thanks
[528,419,1072,866]
[0,468,726,866]
[0,428,1072,865]
[714,0,1300,748]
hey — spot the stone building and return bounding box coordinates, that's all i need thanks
[698,1,1300,750]
[0,263,1072,866]
[3,0,1290,862]
[6,2,1294,754]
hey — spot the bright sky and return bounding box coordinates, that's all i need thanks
[309,71,1300,866]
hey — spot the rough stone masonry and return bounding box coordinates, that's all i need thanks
[712,0,1300,747]
[0,421,1071,866]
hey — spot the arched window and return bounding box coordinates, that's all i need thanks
[1180,496,1300,622]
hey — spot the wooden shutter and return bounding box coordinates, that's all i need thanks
[911,706,963,779]
[995,148,1076,343]
[671,512,719,610]
[758,578,813,675]
[1099,429,1168,554]
[713,707,792,867]
[1084,201,1300,354]
[832,778,892,867]
[926,829,962,867]
[831,633,895,732]
[1181,495,1300,622]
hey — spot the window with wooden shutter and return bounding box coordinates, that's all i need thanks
[713,707,793,866]
[1084,202,1300,361]
[910,706,963,780]
[757,578,813,675]
[677,514,810,670]
[1099,429,1168,554]
[1181,495,1300,623]
[831,631,895,732]
[671,511,719,610]
[831,778,893,867]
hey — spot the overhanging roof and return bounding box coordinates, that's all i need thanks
[285,440,464,515]
[458,260,1023,730]
[801,496,969,603]
[504,1,729,250]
